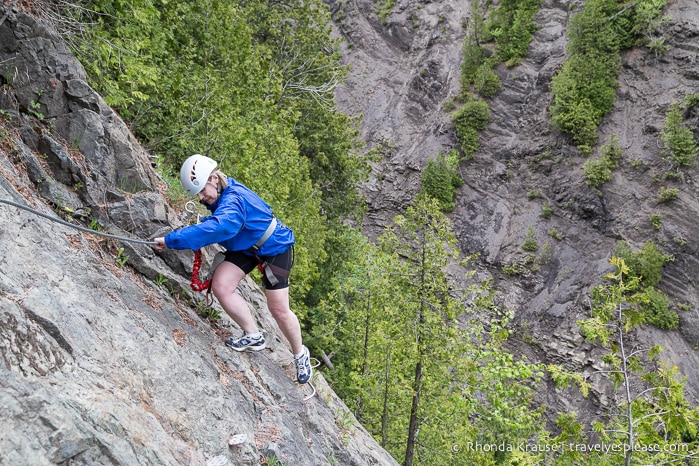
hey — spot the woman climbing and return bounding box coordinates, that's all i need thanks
[153,154,312,384]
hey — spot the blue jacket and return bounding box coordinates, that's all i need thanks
[164,178,295,255]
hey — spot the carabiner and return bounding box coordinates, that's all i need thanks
[181,200,201,223]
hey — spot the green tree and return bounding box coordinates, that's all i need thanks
[549,0,671,155]
[612,241,677,330]
[550,257,699,466]
[583,135,622,187]
[613,241,672,289]
[379,195,465,465]
[461,0,488,87]
[632,0,669,54]
[453,99,490,157]
[522,226,539,252]
[661,102,698,170]
[474,63,502,98]
[549,0,623,154]
[420,151,463,212]
[238,0,370,221]
[315,196,546,465]
[66,0,369,315]
[487,0,541,66]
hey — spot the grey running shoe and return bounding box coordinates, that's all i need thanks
[295,346,312,384]
[225,333,266,352]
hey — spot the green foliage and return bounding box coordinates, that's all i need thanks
[583,156,612,187]
[502,262,524,276]
[312,195,546,465]
[549,93,597,155]
[487,0,541,66]
[613,240,672,289]
[657,186,679,203]
[115,247,129,267]
[89,219,103,232]
[661,103,698,170]
[549,0,627,153]
[527,190,543,200]
[454,98,491,129]
[522,226,538,252]
[567,0,623,54]
[550,0,672,154]
[649,213,662,230]
[550,53,620,154]
[67,0,369,317]
[295,109,368,222]
[583,135,622,187]
[199,304,222,322]
[242,0,369,222]
[460,0,488,87]
[636,287,678,329]
[461,0,540,101]
[153,273,168,289]
[457,0,542,162]
[474,62,502,97]
[612,241,677,329]
[376,0,396,25]
[632,0,670,54]
[28,99,44,119]
[452,99,490,157]
[68,1,162,112]
[541,203,552,219]
[420,151,463,212]
[461,40,487,87]
[548,228,564,241]
[537,241,552,265]
[549,257,699,465]
[684,93,699,110]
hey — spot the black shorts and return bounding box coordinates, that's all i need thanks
[223,247,293,290]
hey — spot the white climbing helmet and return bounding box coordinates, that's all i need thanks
[179,154,217,196]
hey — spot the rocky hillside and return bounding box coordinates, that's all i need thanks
[331,0,699,423]
[0,9,398,466]
[1,0,698,462]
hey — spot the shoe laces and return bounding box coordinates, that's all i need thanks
[295,351,310,376]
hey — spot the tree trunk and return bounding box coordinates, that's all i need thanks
[381,349,391,448]
[404,359,422,466]
[405,222,428,466]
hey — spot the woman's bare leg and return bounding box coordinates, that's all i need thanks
[211,262,259,334]
[265,287,303,355]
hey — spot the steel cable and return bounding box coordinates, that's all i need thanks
[0,198,158,246]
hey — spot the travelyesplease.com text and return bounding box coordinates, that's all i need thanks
[452,441,690,454]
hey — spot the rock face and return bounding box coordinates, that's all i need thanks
[0,10,398,466]
[331,0,699,424]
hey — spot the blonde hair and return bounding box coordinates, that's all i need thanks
[211,170,228,191]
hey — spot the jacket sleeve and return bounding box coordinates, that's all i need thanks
[164,193,246,250]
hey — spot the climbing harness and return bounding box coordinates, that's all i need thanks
[189,218,286,296]
[181,203,317,401]
[252,217,277,251]
[0,198,158,245]
[249,217,290,287]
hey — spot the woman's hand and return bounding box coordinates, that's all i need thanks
[153,237,167,252]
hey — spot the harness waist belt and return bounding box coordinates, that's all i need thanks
[253,217,277,250]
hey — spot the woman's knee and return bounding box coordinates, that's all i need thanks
[268,304,293,321]
[211,279,236,298]
[210,263,244,297]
